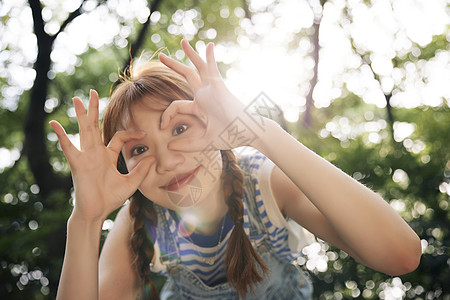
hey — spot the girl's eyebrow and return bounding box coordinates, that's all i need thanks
[160,111,187,128]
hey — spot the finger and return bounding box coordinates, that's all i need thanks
[180,39,209,83]
[73,96,96,150]
[158,53,202,91]
[87,89,100,131]
[160,100,206,130]
[107,130,147,154]
[49,120,79,159]
[73,96,87,125]
[126,156,155,191]
[205,42,223,82]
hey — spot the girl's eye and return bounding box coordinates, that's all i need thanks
[172,124,189,136]
[131,145,148,157]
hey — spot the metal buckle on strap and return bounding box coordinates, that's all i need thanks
[257,242,268,253]
[159,251,179,267]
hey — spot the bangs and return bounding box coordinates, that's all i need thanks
[118,96,171,131]
[102,60,194,146]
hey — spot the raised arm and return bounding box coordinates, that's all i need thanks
[158,40,421,276]
[50,90,153,300]
[264,132,421,275]
[98,203,141,300]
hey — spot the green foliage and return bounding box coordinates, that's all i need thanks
[0,156,66,298]
[1,0,246,298]
[393,30,450,68]
[1,0,449,299]
[291,98,449,299]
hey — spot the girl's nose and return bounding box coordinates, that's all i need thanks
[155,148,185,174]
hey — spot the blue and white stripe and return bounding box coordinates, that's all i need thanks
[158,149,294,286]
[243,152,295,262]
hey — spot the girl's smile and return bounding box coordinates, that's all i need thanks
[162,165,201,191]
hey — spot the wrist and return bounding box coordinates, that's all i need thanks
[249,118,281,152]
[68,211,105,231]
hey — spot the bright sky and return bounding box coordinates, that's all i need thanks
[0,0,449,166]
[1,0,449,126]
[1,0,449,114]
[222,0,450,122]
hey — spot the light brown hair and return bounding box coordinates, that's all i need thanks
[102,60,268,297]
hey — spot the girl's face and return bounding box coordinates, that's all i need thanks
[121,99,223,210]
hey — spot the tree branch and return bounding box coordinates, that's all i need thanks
[302,20,321,128]
[28,0,50,42]
[25,0,90,294]
[301,0,325,128]
[124,0,163,69]
[242,0,252,20]
[343,2,398,146]
[25,0,90,196]
[53,0,89,39]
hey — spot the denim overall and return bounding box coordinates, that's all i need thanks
[152,158,313,300]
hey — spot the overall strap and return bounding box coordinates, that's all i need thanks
[154,204,181,268]
[238,151,271,243]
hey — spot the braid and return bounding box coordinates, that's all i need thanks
[129,190,159,299]
[221,150,269,297]
[119,148,267,298]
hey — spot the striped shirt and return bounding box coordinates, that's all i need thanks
[240,150,296,262]
[165,209,234,286]
[151,149,298,286]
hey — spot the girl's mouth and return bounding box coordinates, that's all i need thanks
[163,166,201,191]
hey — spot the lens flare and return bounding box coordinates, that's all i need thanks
[177,213,199,237]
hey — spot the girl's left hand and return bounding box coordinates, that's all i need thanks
[159,40,262,152]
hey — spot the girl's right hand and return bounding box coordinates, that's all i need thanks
[158,40,262,152]
[50,90,154,223]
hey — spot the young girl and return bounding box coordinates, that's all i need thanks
[51,40,421,300]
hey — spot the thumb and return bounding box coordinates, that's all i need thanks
[126,157,155,190]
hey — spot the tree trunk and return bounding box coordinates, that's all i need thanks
[25,0,89,295]
[25,0,160,295]
[302,18,321,128]
[25,0,71,197]
[124,0,164,69]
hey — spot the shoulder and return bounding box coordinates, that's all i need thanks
[235,147,308,220]
[235,147,286,224]
[270,165,307,216]
[235,147,272,177]
[235,147,303,203]
[236,148,315,251]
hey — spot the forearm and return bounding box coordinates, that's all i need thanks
[57,215,103,300]
[252,119,420,273]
